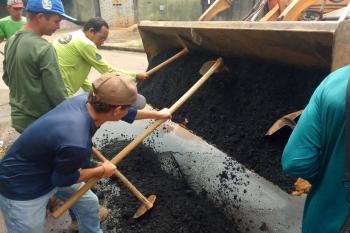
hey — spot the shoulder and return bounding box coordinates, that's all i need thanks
[0,16,10,22]
[311,65,350,112]
[72,30,96,49]
[319,65,350,93]
[328,65,350,79]
[48,96,94,145]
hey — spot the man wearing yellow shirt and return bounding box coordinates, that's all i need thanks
[54,17,148,96]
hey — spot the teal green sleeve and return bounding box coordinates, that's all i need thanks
[282,84,323,181]
[77,44,137,80]
[40,46,68,106]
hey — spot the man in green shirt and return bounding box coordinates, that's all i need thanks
[0,0,26,43]
[54,17,148,97]
[2,0,77,133]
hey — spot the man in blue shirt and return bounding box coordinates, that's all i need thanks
[0,73,171,233]
[282,65,350,232]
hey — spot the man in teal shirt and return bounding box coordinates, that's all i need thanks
[282,65,350,232]
[0,0,26,43]
[54,17,148,96]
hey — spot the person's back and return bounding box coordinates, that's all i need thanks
[54,29,106,96]
[282,65,350,232]
[0,94,94,200]
[3,30,67,132]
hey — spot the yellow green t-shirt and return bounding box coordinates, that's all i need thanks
[53,30,136,96]
[0,16,26,40]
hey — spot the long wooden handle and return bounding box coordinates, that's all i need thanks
[198,0,231,21]
[277,0,317,21]
[92,147,153,209]
[146,48,189,77]
[51,177,98,219]
[114,169,153,208]
[51,58,224,219]
[111,58,224,165]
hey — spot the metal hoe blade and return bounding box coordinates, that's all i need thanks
[265,110,303,136]
[133,195,157,219]
[199,60,229,75]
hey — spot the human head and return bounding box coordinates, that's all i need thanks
[89,73,146,114]
[83,18,109,46]
[7,0,24,21]
[26,0,77,36]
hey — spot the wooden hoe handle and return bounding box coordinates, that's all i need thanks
[92,147,153,209]
[51,58,224,219]
[146,48,189,77]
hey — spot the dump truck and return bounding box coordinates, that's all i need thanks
[133,1,350,232]
[52,1,350,232]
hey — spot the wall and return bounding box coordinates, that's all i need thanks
[62,0,100,22]
[0,0,100,21]
[201,0,258,21]
[0,0,7,18]
[99,0,135,27]
[136,0,202,21]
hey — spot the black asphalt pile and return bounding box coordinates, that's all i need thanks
[139,51,328,192]
[95,140,240,233]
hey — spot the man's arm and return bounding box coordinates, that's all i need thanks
[2,43,8,86]
[282,89,322,182]
[77,44,138,80]
[52,147,116,187]
[135,108,172,120]
[40,46,68,106]
[121,107,171,124]
[77,161,116,183]
[0,22,5,44]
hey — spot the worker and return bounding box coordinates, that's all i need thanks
[0,73,171,233]
[282,65,350,232]
[53,17,148,97]
[1,0,78,133]
[0,0,26,44]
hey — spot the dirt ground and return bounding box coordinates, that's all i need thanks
[95,139,240,233]
[139,51,328,192]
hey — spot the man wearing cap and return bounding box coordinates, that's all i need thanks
[54,17,148,97]
[0,74,171,233]
[0,0,26,43]
[2,0,76,133]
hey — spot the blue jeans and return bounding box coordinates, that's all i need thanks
[0,183,103,233]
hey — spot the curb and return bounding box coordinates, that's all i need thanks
[100,44,145,53]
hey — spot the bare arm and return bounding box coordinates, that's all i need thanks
[77,160,116,183]
[135,108,172,120]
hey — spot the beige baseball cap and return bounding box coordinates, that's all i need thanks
[7,0,23,8]
[92,73,146,109]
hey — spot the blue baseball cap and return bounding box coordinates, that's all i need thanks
[26,0,77,22]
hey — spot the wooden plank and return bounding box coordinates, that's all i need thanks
[261,4,280,21]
